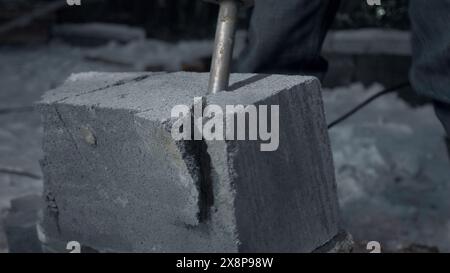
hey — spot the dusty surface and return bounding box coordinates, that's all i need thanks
[0,41,449,252]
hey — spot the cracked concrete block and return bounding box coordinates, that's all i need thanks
[37,72,340,253]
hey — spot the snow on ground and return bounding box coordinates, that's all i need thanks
[83,30,246,71]
[0,41,449,252]
[85,39,213,71]
[324,83,450,251]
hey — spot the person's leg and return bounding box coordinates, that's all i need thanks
[409,0,450,136]
[235,0,340,79]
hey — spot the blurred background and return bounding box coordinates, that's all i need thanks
[0,0,410,41]
[0,0,449,253]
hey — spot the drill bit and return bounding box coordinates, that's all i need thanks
[208,0,239,94]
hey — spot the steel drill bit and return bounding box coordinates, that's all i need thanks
[208,0,239,94]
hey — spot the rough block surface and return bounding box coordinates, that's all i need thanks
[37,72,340,253]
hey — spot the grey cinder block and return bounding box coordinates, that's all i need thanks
[37,72,340,253]
[4,195,43,253]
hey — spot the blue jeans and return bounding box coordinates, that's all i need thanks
[235,0,340,79]
[235,0,450,105]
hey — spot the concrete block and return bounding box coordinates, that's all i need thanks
[4,195,42,253]
[323,29,411,56]
[37,72,340,253]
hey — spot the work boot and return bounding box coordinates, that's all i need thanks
[434,101,450,135]
[434,100,450,157]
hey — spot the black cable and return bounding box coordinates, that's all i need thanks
[327,82,411,129]
[0,166,42,180]
[0,106,34,115]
